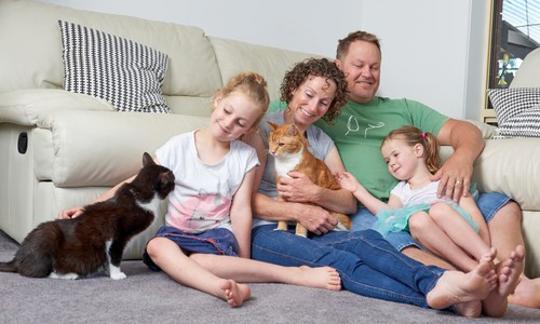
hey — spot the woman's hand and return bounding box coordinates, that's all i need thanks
[335,171,360,193]
[57,206,84,219]
[277,171,319,203]
[293,203,337,235]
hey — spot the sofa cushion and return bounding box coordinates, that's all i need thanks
[497,105,540,137]
[34,110,209,187]
[0,0,223,101]
[59,21,170,113]
[488,87,540,124]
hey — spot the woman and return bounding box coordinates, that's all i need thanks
[245,58,518,317]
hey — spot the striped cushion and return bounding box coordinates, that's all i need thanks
[497,105,540,137]
[488,88,540,124]
[59,21,169,113]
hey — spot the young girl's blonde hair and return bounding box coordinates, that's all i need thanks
[214,72,270,127]
[382,125,441,174]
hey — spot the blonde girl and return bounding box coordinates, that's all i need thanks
[60,73,341,307]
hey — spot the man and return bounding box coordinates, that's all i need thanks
[315,30,539,308]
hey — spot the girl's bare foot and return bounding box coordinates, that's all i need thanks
[219,279,251,308]
[426,250,496,310]
[483,245,526,317]
[293,266,341,291]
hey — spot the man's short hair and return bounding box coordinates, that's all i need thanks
[336,31,381,60]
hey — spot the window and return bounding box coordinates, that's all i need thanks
[488,0,540,89]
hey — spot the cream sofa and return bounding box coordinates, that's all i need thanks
[0,0,539,277]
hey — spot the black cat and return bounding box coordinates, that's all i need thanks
[0,152,174,280]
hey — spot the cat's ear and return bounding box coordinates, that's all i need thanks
[267,121,278,130]
[287,124,299,136]
[142,152,155,167]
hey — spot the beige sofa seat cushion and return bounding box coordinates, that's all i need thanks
[210,37,316,101]
[34,110,208,187]
[0,0,222,99]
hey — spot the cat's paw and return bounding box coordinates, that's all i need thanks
[110,271,127,280]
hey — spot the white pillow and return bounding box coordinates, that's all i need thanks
[59,20,170,113]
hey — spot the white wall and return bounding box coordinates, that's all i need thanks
[40,0,489,120]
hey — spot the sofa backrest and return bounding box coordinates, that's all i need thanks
[0,0,314,116]
[510,47,540,88]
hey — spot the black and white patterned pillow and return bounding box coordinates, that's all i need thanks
[497,105,540,137]
[488,88,540,124]
[59,21,170,113]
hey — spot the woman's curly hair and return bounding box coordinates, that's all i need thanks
[280,58,348,123]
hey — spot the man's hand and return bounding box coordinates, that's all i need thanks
[293,203,337,235]
[277,171,319,203]
[57,207,84,219]
[431,153,473,201]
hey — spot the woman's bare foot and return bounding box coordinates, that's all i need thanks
[219,279,251,308]
[482,245,525,317]
[291,266,341,291]
[426,250,497,310]
[508,276,540,308]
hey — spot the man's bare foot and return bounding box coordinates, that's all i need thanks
[426,250,497,310]
[509,275,540,308]
[219,279,251,308]
[498,245,524,296]
[482,245,525,317]
[292,266,341,291]
[452,301,482,318]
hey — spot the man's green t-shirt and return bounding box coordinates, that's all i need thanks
[268,97,448,201]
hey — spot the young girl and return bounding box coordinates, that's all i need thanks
[337,125,493,273]
[60,72,341,307]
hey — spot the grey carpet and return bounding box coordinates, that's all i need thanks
[0,230,538,323]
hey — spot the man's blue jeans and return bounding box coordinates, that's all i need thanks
[251,225,444,308]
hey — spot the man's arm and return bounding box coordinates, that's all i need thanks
[434,118,485,201]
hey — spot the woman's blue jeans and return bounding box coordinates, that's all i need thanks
[251,225,444,308]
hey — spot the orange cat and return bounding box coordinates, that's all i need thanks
[268,122,352,237]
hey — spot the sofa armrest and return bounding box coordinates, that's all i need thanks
[36,109,208,187]
[0,89,114,126]
[474,138,540,210]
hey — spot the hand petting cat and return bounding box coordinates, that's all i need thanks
[57,207,84,219]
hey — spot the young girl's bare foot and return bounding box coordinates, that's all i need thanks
[483,245,525,317]
[426,250,497,310]
[219,279,251,308]
[292,266,341,291]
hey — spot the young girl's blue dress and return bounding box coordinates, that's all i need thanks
[374,202,479,237]
[373,181,480,238]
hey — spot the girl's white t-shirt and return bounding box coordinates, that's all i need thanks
[391,180,444,206]
[156,131,259,233]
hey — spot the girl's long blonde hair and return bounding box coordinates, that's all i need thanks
[382,125,441,174]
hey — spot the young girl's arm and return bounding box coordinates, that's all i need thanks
[230,168,257,259]
[336,171,402,214]
[459,195,491,245]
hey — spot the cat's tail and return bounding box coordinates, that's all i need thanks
[0,260,17,273]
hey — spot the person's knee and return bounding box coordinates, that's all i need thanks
[497,201,523,224]
[146,237,170,261]
[428,203,452,221]
[408,212,432,238]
